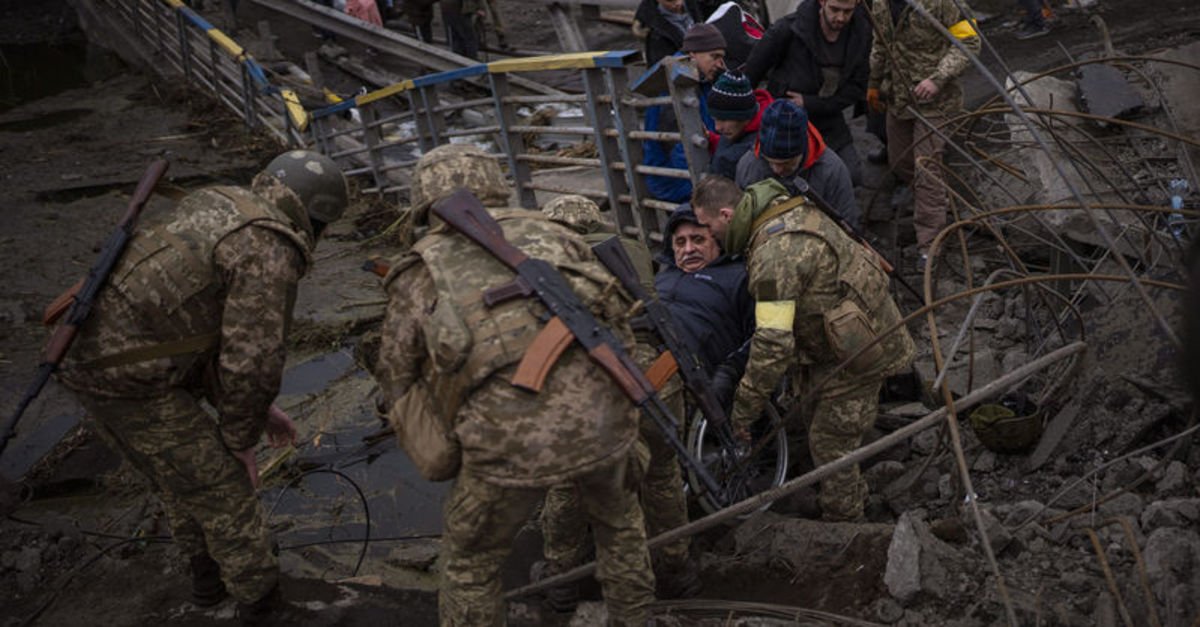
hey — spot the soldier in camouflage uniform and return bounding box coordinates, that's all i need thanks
[539,195,698,605]
[56,151,349,619]
[374,147,655,626]
[692,176,915,522]
[867,0,979,262]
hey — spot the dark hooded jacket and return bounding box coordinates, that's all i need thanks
[734,122,862,229]
[708,89,774,180]
[635,0,703,66]
[654,207,755,375]
[741,0,872,151]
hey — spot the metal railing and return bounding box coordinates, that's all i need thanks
[96,0,712,246]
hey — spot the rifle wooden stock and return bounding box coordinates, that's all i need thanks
[435,190,528,270]
[512,317,574,392]
[2,158,169,462]
[586,343,649,403]
[362,259,390,278]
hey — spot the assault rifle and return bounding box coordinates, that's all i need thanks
[1,159,170,461]
[590,236,740,454]
[793,178,922,301]
[431,190,728,507]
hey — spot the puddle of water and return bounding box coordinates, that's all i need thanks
[268,349,449,560]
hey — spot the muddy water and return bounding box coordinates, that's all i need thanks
[267,347,449,578]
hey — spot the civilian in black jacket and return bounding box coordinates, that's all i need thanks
[633,0,702,65]
[655,205,755,411]
[742,0,872,185]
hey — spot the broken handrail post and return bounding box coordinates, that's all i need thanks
[504,341,1088,600]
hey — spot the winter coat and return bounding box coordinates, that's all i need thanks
[734,124,862,230]
[709,89,774,180]
[634,0,703,66]
[742,0,872,151]
[655,253,755,375]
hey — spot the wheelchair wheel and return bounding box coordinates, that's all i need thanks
[685,402,788,516]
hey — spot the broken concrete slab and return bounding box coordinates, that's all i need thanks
[1077,64,1145,121]
[1142,527,1200,627]
[884,511,977,604]
[1140,498,1200,532]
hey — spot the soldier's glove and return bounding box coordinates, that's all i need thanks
[866,88,885,113]
[710,363,740,416]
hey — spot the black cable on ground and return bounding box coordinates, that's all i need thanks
[266,467,372,577]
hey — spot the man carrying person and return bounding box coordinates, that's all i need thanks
[735,99,861,230]
[743,0,873,186]
[691,174,914,523]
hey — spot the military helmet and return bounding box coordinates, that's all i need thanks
[542,194,603,234]
[969,394,1043,454]
[261,150,349,224]
[410,144,510,216]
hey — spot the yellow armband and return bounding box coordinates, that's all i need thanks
[949,19,978,39]
[755,300,796,331]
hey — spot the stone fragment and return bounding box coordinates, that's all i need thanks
[873,598,904,624]
[1059,571,1092,594]
[1077,64,1144,121]
[1156,461,1190,496]
[884,513,923,602]
[1098,492,1143,519]
[865,461,906,492]
[1142,527,1200,626]
[1141,498,1200,533]
[972,450,996,473]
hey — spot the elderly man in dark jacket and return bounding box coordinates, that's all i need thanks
[742,0,872,185]
[735,99,861,229]
[655,205,755,410]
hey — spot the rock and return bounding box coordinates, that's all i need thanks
[0,550,17,571]
[567,601,607,626]
[885,511,969,604]
[873,598,904,623]
[884,513,923,602]
[1156,461,1190,496]
[937,473,954,500]
[865,461,907,492]
[972,451,997,473]
[385,541,439,571]
[1098,492,1143,519]
[1101,459,1144,493]
[972,509,1015,554]
[1055,477,1095,510]
[911,429,939,456]
[1142,527,1200,626]
[1059,571,1091,594]
[14,547,41,574]
[1141,498,1200,532]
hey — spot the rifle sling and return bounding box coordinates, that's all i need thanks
[750,195,807,235]
[84,332,220,370]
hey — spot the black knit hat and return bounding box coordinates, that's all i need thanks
[706,71,757,121]
[758,100,809,160]
[680,23,726,53]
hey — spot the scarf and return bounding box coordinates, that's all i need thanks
[725,179,792,255]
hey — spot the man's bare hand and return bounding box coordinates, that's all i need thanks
[786,91,805,108]
[265,404,297,449]
[232,448,260,489]
[913,79,939,102]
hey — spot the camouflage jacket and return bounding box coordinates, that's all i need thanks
[58,185,312,451]
[376,209,643,488]
[731,199,915,428]
[868,0,980,118]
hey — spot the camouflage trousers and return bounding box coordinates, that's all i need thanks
[441,462,655,626]
[74,389,278,603]
[541,394,689,573]
[887,112,949,250]
[798,378,883,522]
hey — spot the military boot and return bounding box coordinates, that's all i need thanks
[189,553,227,607]
[530,559,580,613]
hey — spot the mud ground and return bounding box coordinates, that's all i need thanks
[2,0,1200,625]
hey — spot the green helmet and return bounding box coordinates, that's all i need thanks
[542,194,603,234]
[260,150,349,225]
[410,144,510,219]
